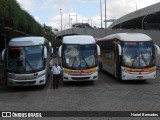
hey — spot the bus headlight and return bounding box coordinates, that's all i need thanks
[8,73,16,79]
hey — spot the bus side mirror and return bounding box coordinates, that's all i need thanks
[51,48,53,54]
[1,48,6,62]
[97,45,100,55]
[117,44,122,56]
[154,44,160,55]
[44,46,47,58]
[58,45,62,57]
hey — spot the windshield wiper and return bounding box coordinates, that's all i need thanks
[131,54,139,68]
[71,56,77,68]
[81,54,89,68]
[140,51,148,66]
[25,58,35,73]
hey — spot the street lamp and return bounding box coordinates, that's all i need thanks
[70,18,73,27]
[69,14,77,28]
[104,18,117,22]
[142,13,156,31]
[103,18,116,35]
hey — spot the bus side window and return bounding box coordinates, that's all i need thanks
[104,40,112,60]
[105,51,112,59]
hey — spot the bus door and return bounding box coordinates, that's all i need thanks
[114,43,122,80]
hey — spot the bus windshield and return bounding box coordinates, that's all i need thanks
[7,45,44,73]
[62,44,98,69]
[122,41,155,68]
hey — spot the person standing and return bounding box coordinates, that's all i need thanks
[51,63,61,89]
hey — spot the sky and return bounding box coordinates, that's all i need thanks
[16,0,160,30]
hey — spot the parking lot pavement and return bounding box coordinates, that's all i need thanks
[1,63,160,119]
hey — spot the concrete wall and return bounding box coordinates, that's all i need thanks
[56,28,160,44]
[109,2,160,28]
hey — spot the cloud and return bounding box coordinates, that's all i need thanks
[103,0,135,19]
[136,0,160,9]
[17,0,36,10]
[80,0,99,3]
[16,0,160,30]
[102,0,160,19]
[34,16,40,22]
[46,12,95,30]
[58,0,71,5]
[51,5,62,14]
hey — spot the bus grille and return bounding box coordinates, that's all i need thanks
[71,77,90,80]
[15,81,36,85]
[16,76,37,80]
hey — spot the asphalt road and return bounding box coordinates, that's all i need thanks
[0,69,160,120]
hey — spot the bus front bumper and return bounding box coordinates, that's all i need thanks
[121,71,156,80]
[7,72,47,86]
[63,72,98,81]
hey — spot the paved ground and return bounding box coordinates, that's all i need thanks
[0,68,160,120]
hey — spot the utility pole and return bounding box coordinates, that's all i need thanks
[105,0,107,35]
[100,0,102,28]
[60,8,62,31]
[105,0,107,29]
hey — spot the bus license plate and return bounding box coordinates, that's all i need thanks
[137,76,143,79]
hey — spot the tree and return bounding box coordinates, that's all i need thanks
[72,23,92,28]
[42,24,62,52]
[0,0,43,36]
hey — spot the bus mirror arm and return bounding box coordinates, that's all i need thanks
[154,44,160,55]
[117,44,122,56]
[51,48,53,54]
[97,45,100,55]
[44,47,47,58]
[1,48,6,62]
[58,45,62,57]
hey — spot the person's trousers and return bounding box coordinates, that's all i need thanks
[53,74,60,89]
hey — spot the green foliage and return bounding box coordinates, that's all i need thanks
[0,0,61,50]
[42,24,61,50]
[0,0,43,36]
[72,23,92,28]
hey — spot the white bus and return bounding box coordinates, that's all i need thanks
[1,37,51,86]
[59,35,100,82]
[97,33,160,80]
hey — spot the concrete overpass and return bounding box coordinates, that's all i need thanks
[109,2,160,29]
[56,2,160,38]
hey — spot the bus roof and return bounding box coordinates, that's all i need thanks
[97,33,152,42]
[63,35,96,44]
[8,37,47,46]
